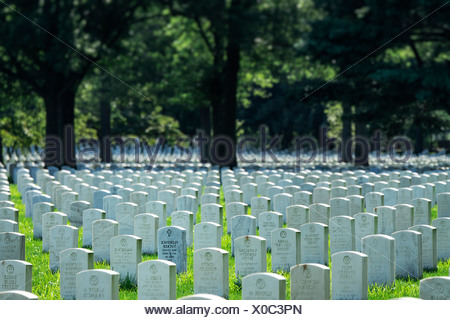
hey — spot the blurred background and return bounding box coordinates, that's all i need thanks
[0,0,449,167]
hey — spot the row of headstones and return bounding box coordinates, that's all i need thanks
[3,207,450,280]
[4,248,450,300]
[9,161,450,261]
[14,165,450,237]
[19,169,209,218]
[5,147,450,169]
[13,166,450,256]
[13,165,210,247]
[16,165,450,209]
[0,168,17,232]
[9,190,449,241]
[0,167,34,299]
[7,176,450,287]
[17,197,450,271]
[0,168,24,254]
[5,166,450,298]
[4,196,450,300]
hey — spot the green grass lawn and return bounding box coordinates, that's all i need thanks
[12,184,450,300]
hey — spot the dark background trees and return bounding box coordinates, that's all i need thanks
[0,0,449,167]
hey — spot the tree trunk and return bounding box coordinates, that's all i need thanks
[341,102,352,163]
[199,105,211,163]
[210,0,241,168]
[413,116,424,154]
[217,40,239,167]
[99,99,112,163]
[210,70,225,166]
[43,88,76,168]
[355,120,369,166]
[0,136,3,164]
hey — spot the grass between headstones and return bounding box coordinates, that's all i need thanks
[13,184,450,300]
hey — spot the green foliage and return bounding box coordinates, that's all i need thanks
[0,0,447,154]
[304,0,450,151]
[0,82,45,148]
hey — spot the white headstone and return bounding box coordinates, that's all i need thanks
[116,202,139,235]
[76,269,119,300]
[347,195,364,217]
[397,188,413,205]
[300,223,328,266]
[69,201,91,228]
[411,198,432,225]
[409,224,437,271]
[251,196,270,226]
[313,187,330,205]
[330,197,351,218]
[60,191,78,215]
[331,251,368,300]
[32,202,54,239]
[258,211,283,250]
[42,212,68,252]
[158,190,177,216]
[49,225,78,272]
[273,193,293,223]
[419,276,450,300]
[381,188,398,207]
[354,213,378,252]
[309,203,330,225]
[394,204,414,231]
[437,193,450,218]
[226,202,248,233]
[110,235,142,283]
[158,226,187,273]
[374,206,396,235]
[194,248,229,298]
[293,191,312,207]
[290,263,330,300]
[286,205,309,231]
[329,216,355,255]
[134,213,159,254]
[365,192,384,213]
[92,218,119,263]
[0,207,18,223]
[362,234,395,286]
[194,222,221,250]
[171,210,194,247]
[234,235,266,278]
[138,260,176,300]
[145,201,167,227]
[0,219,18,233]
[82,209,105,247]
[0,260,32,292]
[271,228,301,272]
[242,272,286,300]
[231,215,256,256]
[59,248,94,299]
[331,187,348,199]
[432,217,450,261]
[93,190,111,210]
[201,204,223,235]
[392,230,422,280]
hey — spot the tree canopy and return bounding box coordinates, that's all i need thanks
[0,0,448,167]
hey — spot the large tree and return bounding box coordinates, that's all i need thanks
[161,0,315,166]
[0,0,152,167]
[0,79,45,164]
[305,0,450,161]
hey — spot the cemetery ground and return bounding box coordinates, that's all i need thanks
[12,185,450,300]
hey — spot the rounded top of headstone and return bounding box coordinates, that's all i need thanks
[178,294,227,300]
[0,290,38,300]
